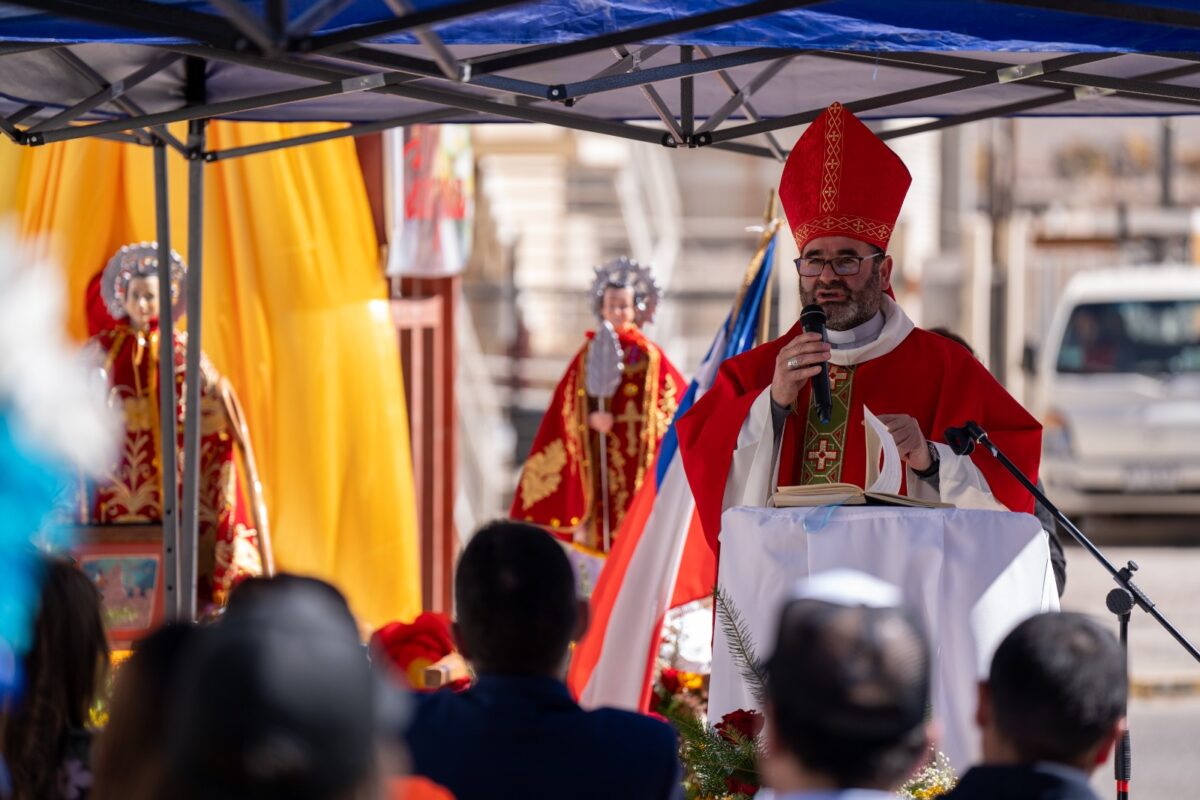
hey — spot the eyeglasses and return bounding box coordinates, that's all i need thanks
[794,252,885,277]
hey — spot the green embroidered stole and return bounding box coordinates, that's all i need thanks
[799,363,856,484]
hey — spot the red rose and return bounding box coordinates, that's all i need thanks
[724,775,759,796]
[715,708,765,743]
[659,667,682,695]
[370,612,455,690]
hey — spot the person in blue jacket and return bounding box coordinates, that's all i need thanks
[405,520,683,800]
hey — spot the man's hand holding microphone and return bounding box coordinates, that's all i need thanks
[771,303,934,473]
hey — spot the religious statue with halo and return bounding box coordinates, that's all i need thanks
[81,242,267,610]
[511,258,684,556]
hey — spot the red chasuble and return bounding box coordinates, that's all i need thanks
[677,318,1042,553]
[511,325,683,551]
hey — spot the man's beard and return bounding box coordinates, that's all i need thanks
[800,265,883,331]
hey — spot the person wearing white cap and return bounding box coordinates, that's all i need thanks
[759,570,933,800]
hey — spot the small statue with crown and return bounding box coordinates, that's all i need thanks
[82,242,269,611]
[511,258,684,557]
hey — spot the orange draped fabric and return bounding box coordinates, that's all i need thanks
[1,122,421,627]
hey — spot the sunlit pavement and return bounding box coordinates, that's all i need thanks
[1057,535,1200,800]
[1085,695,1200,800]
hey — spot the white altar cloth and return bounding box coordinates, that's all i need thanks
[710,505,1060,770]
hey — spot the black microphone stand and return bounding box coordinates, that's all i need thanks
[946,421,1200,800]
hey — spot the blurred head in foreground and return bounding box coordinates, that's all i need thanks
[92,623,197,800]
[166,575,406,800]
[761,570,931,793]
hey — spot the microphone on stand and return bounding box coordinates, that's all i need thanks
[944,418,1200,800]
[801,304,832,424]
[944,422,986,456]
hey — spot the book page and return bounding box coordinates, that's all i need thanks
[776,482,862,495]
[863,406,903,495]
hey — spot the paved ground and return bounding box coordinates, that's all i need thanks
[1057,531,1200,800]
[1060,542,1200,686]
[1084,695,1200,800]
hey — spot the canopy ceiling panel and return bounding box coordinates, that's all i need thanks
[2,1,1200,157]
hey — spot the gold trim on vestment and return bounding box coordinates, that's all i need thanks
[793,215,894,249]
[820,103,844,213]
[518,439,568,510]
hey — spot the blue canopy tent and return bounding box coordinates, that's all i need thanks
[3,0,1200,621]
[3,2,1200,158]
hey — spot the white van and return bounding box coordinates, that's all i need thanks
[1032,267,1200,516]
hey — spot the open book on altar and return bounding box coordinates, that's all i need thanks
[771,406,954,510]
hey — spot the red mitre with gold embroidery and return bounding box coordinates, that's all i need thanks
[779,102,912,252]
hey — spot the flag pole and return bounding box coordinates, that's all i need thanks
[758,190,779,346]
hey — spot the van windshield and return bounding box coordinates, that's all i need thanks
[1057,300,1200,375]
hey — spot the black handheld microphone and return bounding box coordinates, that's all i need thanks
[800,304,832,424]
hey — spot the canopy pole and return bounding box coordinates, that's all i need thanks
[680,45,694,141]
[153,140,181,623]
[179,60,207,622]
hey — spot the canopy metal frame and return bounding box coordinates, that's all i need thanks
[6,0,1200,161]
[4,0,1200,619]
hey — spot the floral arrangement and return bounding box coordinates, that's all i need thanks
[655,588,956,800]
[369,612,469,691]
[650,590,767,799]
[652,667,707,717]
[899,750,957,799]
[661,702,764,800]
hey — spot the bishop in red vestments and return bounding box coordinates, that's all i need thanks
[677,103,1042,553]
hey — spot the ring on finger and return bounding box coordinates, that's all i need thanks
[786,357,800,370]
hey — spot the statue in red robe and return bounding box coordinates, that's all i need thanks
[512,259,684,554]
[83,243,265,609]
[676,103,1042,553]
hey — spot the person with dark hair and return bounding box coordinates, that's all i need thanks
[927,326,1068,597]
[944,612,1126,800]
[405,520,682,800]
[91,624,196,800]
[760,583,932,798]
[0,555,109,800]
[164,574,404,800]
[223,572,359,631]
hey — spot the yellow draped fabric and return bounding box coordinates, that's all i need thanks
[1,122,421,627]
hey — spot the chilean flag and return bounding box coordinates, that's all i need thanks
[568,228,779,711]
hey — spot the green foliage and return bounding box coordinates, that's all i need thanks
[659,699,761,800]
[714,585,767,705]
